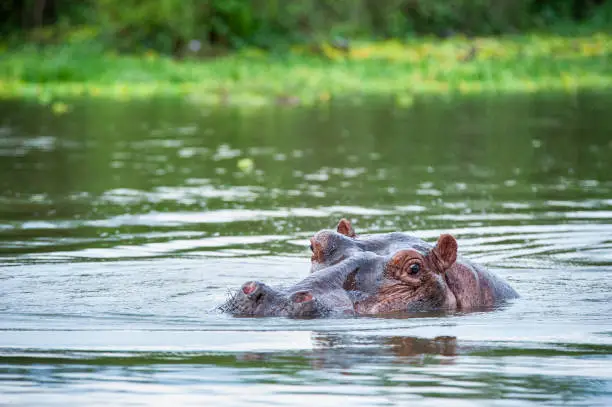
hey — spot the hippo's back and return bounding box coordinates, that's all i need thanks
[470,261,519,305]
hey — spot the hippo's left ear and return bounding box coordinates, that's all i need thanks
[431,234,458,271]
[337,218,356,238]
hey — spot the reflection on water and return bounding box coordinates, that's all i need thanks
[0,93,611,406]
[2,335,610,406]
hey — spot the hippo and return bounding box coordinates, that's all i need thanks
[309,219,519,314]
[221,252,377,318]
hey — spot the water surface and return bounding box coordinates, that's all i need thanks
[1,93,611,406]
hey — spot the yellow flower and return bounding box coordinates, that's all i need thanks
[581,43,601,56]
[350,48,371,59]
[321,44,344,60]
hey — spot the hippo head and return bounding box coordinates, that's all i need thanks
[222,253,373,318]
[309,219,360,273]
[222,282,356,318]
[309,218,430,273]
[221,281,293,317]
[355,234,459,314]
[289,289,356,318]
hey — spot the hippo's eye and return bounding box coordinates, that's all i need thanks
[409,263,420,274]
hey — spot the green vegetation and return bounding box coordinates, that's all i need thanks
[3,1,612,53]
[1,34,611,107]
[1,1,611,107]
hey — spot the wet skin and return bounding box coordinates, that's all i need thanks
[221,251,378,318]
[309,218,431,273]
[310,219,519,314]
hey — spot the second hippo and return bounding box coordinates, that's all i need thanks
[309,219,519,314]
[309,218,431,273]
[221,252,376,318]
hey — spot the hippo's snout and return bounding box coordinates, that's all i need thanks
[289,290,320,318]
[221,281,292,317]
[241,281,261,297]
[239,281,274,305]
[291,290,314,304]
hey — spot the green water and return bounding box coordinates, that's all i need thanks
[0,93,611,406]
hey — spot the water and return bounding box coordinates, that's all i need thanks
[1,93,611,406]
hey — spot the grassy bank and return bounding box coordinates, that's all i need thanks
[1,33,611,107]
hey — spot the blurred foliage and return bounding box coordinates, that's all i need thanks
[0,0,610,56]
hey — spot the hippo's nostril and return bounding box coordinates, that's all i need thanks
[242,281,258,295]
[292,291,314,304]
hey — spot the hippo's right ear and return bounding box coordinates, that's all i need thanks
[337,218,356,238]
[431,234,458,271]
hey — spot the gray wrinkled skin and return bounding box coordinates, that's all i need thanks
[221,252,379,318]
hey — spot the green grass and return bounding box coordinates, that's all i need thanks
[1,33,611,107]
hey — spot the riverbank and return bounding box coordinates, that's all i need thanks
[1,33,611,107]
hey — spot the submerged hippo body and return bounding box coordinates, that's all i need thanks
[310,219,519,314]
[221,252,376,318]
